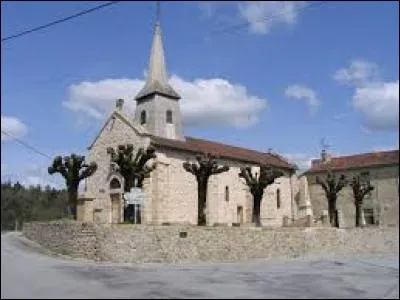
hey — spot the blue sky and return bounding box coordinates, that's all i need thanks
[1,1,399,187]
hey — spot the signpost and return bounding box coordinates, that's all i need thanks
[123,188,146,224]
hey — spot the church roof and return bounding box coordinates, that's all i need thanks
[303,149,399,174]
[150,136,297,171]
[135,22,180,101]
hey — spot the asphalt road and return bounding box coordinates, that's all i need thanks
[1,232,399,299]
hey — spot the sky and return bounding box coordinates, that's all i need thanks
[1,1,399,188]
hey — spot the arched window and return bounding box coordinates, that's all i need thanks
[225,186,229,202]
[140,110,146,125]
[276,188,281,209]
[110,178,121,189]
[166,110,173,124]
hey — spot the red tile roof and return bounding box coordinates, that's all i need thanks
[304,150,399,174]
[150,136,296,170]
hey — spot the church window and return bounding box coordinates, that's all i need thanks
[110,178,121,189]
[140,110,146,125]
[225,186,229,201]
[276,189,281,209]
[363,208,374,225]
[166,110,173,124]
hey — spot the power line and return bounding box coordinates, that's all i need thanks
[1,130,52,159]
[2,1,120,43]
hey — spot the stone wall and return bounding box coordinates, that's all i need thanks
[307,165,399,228]
[22,220,98,260]
[86,111,151,225]
[152,148,295,227]
[23,221,398,264]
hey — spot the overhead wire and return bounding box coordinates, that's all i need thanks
[2,1,120,42]
[1,1,328,163]
[1,130,68,188]
[1,130,52,159]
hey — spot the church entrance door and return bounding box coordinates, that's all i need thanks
[111,193,122,224]
[125,204,142,224]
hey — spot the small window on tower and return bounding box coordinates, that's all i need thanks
[166,110,173,124]
[277,189,281,209]
[140,110,146,125]
[225,186,230,202]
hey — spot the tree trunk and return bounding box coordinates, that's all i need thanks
[14,218,18,231]
[252,193,262,227]
[328,196,338,228]
[124,174,135,192]
[355,199,362,227]
[197,177,208,226]
[68,186,78,220]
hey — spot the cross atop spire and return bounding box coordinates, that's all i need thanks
[156,0,160,25]
[135,1,180,101]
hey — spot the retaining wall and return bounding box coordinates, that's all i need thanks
[23,221,399,263]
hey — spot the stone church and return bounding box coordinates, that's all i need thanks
[80,17,313,227]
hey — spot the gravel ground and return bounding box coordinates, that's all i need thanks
[1,232,399,299]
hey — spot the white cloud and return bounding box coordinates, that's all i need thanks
[334,59,399,131]
[20,164,62,189]
[284,84,320,115]
[1,115,28,141]
[0,164,62,189]
[333,60,380,87]
[353,81,399,130]
[63,78,140,120]
[371,146,398,152]
[238,1,307,35]
[63,75,267,128]
[283,153,314,172]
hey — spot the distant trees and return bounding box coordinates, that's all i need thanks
[183,153,229,226]
[315,171,347,228]
[239,165,283,227]
[48,154,97,220]
[1,182,69,231]
[107,144,157,191]
[350,174,374,227]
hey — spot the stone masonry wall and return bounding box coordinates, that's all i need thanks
[86,112,151,224]
[22,220,98,260]
[156,148,294,227]
[307,165,399,227]
[23,221,398,264]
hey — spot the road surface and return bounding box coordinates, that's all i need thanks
[1,232,399,299]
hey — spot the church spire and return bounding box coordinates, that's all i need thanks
[135,1,180,101]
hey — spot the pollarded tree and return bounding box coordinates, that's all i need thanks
[350,174,374,227]
[183,153,229,226]
[315,171,347,228]
[107,144,157,192]
[48,154,97,220]
[239,165,283,227]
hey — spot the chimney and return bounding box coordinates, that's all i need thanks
[321,149,331,163]
[115,99,124,111]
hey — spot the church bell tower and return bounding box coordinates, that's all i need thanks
[134,2,184,141]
